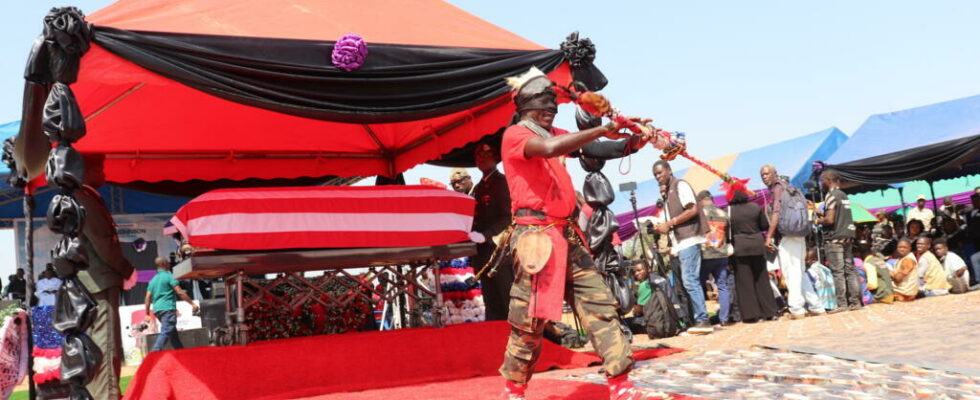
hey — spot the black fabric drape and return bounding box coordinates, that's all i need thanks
[91,26,575,123]
[823,134,980,186]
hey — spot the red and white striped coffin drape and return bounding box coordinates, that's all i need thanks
[169,186,475,251]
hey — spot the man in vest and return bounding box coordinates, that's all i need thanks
[498,68,667,400]
[810,169,862,313]
[761,165,824,319]
[651,160,713,334]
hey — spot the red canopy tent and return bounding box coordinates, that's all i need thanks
[8,4,611,398]
[40,0,592,189]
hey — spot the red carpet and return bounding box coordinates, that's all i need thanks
[302,376,701,400]
[124,321,682,400]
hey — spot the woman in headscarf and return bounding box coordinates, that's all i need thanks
[728,190,779,322]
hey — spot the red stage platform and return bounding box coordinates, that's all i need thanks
[123,321,682,399]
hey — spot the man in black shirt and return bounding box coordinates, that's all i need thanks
[809,169,862,313]
[7,269,26,302]
[965,193,980,286]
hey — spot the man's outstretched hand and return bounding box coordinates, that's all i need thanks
[603,116,652,140]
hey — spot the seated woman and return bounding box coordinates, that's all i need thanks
[915,236,951,296]
[890,238,919,301]
[902,219,926,243]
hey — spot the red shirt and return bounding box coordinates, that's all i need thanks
[502,124,577,219]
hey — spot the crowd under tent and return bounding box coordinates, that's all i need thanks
[613,127,848,239]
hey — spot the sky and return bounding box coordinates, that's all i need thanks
[0,1,978,279]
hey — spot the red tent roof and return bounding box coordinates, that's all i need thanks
[71,0,571,185]
[88,0,542,49]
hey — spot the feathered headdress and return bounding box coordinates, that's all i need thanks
[506,67,557,113]
[506,67,547,91]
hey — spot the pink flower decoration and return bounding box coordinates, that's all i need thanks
[332,33,368,71]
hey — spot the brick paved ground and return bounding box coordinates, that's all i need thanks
[538,291,980,398]
[566,290,980,372]
[645,290,980,375]
[561,348,980,399]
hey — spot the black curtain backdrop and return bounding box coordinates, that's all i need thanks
[822,134,980,186]
[91,26,577,124]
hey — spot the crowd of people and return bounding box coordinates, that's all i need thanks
[453,135,980,343]
[620,169,980,337]
[0,267,62,305]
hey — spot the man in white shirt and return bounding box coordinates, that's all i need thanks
[933,239,969,294]
[907,195,936,232]
[36,265,62,307]
[652,160,712,334]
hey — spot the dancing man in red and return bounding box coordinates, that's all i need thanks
[498,69,669,400]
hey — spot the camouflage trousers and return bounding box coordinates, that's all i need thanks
[499,226,633,383]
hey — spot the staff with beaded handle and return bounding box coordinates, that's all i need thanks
[555,84,755,197]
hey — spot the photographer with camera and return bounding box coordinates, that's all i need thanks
[651,160,713,335]
[145,257,200,352]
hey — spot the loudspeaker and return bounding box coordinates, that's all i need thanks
[141,328,210,353]
[199,299,226,333]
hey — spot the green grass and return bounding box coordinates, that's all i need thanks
[10,376,132,399]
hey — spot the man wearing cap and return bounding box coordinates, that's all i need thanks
[907,195,935,232]
[450,168,474,195]
[871,210,892,241]
[497,68,661,400]
[471,141,514,321]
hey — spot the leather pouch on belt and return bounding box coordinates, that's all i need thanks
[514,229,552,275]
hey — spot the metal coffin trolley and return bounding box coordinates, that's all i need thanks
[166,185,477,345]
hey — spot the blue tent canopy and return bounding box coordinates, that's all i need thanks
[705,127,847,194]
[610,127,848,215]
[0,120,187,226]
[0,178,188,228]
[822,94,980,185]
